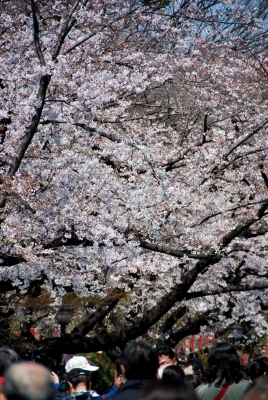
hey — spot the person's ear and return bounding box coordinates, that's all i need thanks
[120,365,126,379]
[66,381,74,393]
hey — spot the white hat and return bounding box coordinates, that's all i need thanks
[65,356,99,373]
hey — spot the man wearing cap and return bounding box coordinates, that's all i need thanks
[65,356,99,400]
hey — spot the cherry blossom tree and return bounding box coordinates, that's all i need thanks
[0,0,268,355]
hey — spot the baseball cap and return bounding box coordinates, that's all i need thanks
[65,356,99,373]
[65,368,90,381]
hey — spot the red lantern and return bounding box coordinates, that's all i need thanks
[30,327,36,337]
[205,333,210,348]
[189,337,195,352]
[198,335,203,349]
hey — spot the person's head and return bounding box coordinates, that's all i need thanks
[65,369,91,393]
[161,365,185,384]
[206,342,242,386]
[184,358,203,376]
[141,380,199,400]
[0,362,54,400]
[249,359,268,381]
[121,341,158,381]
[156,345,176,368]
[0,347,20,376]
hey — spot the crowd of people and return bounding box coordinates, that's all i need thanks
[1,341,268,400]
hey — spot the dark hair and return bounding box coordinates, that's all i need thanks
[249,359,268,381]
[141,380,199,400]
[0,347,20,376]
[121,341,158,380]
[259,357,268,366]
[156,345,175,360]
[161,365,185,384]
[205,342,242,386]
[66,369,90,391]
[184,373,202,389]
[2,362,54,400]
[184,358,204,374]
[115,357,123,377]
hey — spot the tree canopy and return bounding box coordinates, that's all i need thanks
[0,0,268,355]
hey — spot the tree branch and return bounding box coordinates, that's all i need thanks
[64,27,106,55]
[7,74,51,177]
[52,0,81,60]
[70,290,124,337]
[221,200,268,247]
[31,0,45,66]
[223,117,268,160]
[191,198,268,227]
[186,282,268,300]
[166,310,212,346]
[139,241,219,259]
[159,306,187,333]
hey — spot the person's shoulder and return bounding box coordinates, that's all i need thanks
[232,380,250,389]
[196,383,209,391]
[196,383,210,395]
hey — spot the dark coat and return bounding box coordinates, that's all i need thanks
[110,380,151,400]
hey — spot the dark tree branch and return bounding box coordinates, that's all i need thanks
[7,74,51,177]
[139,241,218,259]
[159,306,187,333]
[40,120,122,143]
[166,310,212,347]
[52,0,81,60]
[186,282,268,300]
[0,253,26,267]
[222,201,268,247]
[191,198,268,227]
[31,0,45,66]
[64,27,106,55]
[259,164,268,188]
[223,117,268,160]
[69,290,125,337]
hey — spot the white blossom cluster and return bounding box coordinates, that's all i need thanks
[0,0,267,340]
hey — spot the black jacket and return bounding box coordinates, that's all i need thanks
[111,380,151,400]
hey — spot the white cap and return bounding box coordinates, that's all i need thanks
[65,356,99,373]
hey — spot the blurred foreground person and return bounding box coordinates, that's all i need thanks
[249,359,268,381]
[161,365,185,384]
[141,380,199,400]
[183,358,204,389]
[196,342,250,400]
[0,347,20,389]
[0,362,54,400]
[184,373,202,389]
[111,341,158,400]
[95,358,123,400]
[243,376,268,400]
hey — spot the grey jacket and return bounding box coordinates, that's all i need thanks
[196,380,250,400]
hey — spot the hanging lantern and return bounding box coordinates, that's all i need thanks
[189,337,195,352]
[30,327,36,337]
[198,334,203,349]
